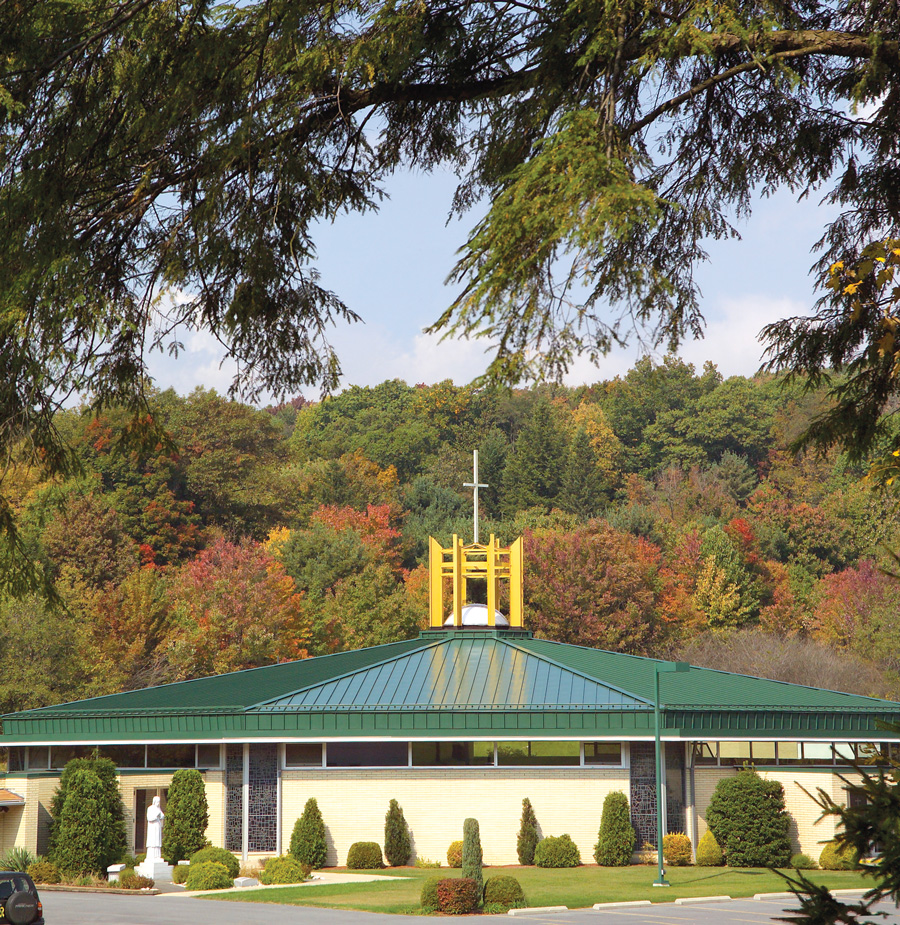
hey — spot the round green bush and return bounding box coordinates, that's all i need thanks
[171,864,190,884]
[185,860,233,891]
[706,769,792,867]
[662,832,692,866]
[695,830,724,866]
[258,855,310,884]
[791,853,818,870]
[594,791,635,866]
[819,840,859,870]
[483,874,526,907]
[346,842,384,869]
[446,840,463,868]
[420,875,442,911]
[437,877,480,914]
[27,860,60,884]
[534,834,581,868]
[189,846,240,879]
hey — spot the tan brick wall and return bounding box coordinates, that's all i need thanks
[281,768,630,867]
[693,767,858,860]
[204,771,225,849]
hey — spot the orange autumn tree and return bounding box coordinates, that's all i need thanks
[165,538,308,679]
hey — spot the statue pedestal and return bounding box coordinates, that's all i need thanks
[136,859,173,882]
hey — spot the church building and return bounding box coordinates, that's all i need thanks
[1,482,898,866]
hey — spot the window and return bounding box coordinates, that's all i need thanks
[25,746,48,770]
[800,742,833,765]
[833,742,856,765]
[96,745,146,768]
[777,742,802,764]
[411,742,493,766]
[692,742,718,766]
[147,745,194,768]
[750,742,776,763]
[50,746,94,768]
[584,742,623,766]
[197,744,222,769]
[497,742,580,766]
[326,742,408,767]
[718,741,751,765]
[285,744,323,767]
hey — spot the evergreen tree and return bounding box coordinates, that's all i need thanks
[49,754,126,867]
[462,818,484,898]
[594,791,636,866]
[384,799,412,866]
[558,427,608,518]
[517,798,539,865]
[53,768,114,876]
[161,768,209,863]
[290,798,328,869]
[501,397,568,514]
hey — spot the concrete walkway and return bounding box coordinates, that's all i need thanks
[158,870,409,898]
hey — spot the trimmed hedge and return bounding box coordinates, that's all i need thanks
[662,832,692,866]
[259,855,310,884]
[384,800,412,866]
[346,842,385,870]
[437,877,480,914]
[171,865,190,884]
[27,860,60,884]
[819,840,859,870]
[190,846,240,879]
[483,874,526,908]
[446,840,463,868]
[185,860,233,891]
[535,834,581,868]
[594,791,635,866]
[162,769,209,864]
[420,876,442,911]
[706,769,792,867]
[54,768,115,877]
[695,830,724,866]
[791,853,818,870]
[290,798,328,870]
[118,868,155,890]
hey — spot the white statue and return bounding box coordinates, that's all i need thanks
[146,796,165,862]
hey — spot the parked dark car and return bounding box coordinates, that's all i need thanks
[0,872,43,925]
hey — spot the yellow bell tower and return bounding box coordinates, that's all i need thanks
[427,451,524,628]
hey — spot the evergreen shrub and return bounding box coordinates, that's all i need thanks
[48,754,126,869]
[171,865,190,884]
[189,846,240,878]
[290,798,328,869]
[594,791,635,866]
[791,853,818,870]
[185,860,232,890]
[437,877,480,914]
[161,768,209,864]
[695,830,724,866]
[54,768,115,877]
[819,840,859,870]
[534,834,581,868]
[258,855,310,884]
[662,832,692,866]
[483,874,526,908]
[420,876,442,911]
[517,798,539,865]
[706,769,792,867]
[27,860,60,884]
[462,818,483,897]
[446,840,463,867]
[346,842,384,869]
[384,799,412,866]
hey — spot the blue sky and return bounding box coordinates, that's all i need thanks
[150,167,834,401]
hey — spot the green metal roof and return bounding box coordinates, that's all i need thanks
[2,629,898,743]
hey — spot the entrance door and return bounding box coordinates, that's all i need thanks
[134,788,168,855]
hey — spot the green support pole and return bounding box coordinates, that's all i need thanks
[653,664,669,887]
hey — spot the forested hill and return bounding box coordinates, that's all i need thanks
[5,356,900,715]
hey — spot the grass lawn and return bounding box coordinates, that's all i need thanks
[203,865,873,915]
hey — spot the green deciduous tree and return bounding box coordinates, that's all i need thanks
[161,769,210,864]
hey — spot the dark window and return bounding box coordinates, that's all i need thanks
[147,745,194,768]
[96,745,146,768]
[284,744,322,767]
[326,742,408,767]
[692,742,718,766]
[7,747,26,772]
[197,744,222,769]
[585,742,623,766]
[411,742,493,766]
[50,746,94,768]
